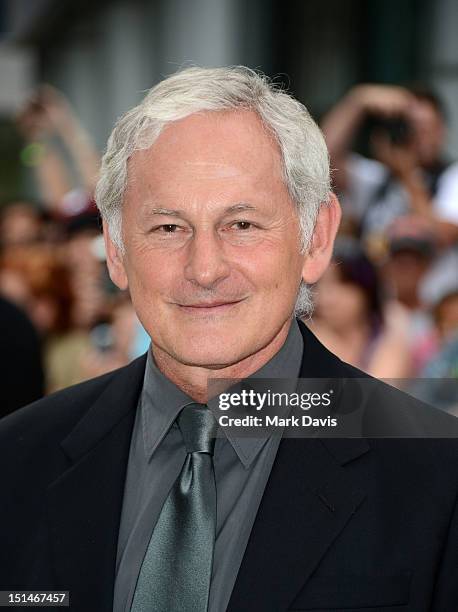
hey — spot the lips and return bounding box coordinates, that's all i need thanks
[182,300,240,308]
[176,299,244,312]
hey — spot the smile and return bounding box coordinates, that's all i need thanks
[176,299,244,314]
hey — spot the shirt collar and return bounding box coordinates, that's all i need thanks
[140,355,192,460]
[140,318,304,468]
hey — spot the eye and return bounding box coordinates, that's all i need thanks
[147,222,191,243]
[152,224,183,233]
[231,221,253,230]
[149,223,190,238]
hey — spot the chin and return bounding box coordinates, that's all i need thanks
[169,333,256,369]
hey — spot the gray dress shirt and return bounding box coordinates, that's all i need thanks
[113,319,304,612]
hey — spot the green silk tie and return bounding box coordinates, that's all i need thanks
[131,403,218,612]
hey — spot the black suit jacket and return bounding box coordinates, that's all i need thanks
[1,321,457,611]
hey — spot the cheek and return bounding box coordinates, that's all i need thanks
[124,251,176,302]
[232,239,303,286]
[235,256,301,307]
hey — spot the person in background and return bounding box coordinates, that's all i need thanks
[0,87,142,394]
[0,295,44,418]
[408,270,458,413]
[0,200,44,249]
[431,290,458,349]
[0,244,90,393]
[62,211,143,378]
[16,84,100,217]
[380,215,438,374]
[321,84,458,254]
[80,294,141,380]
[420,250,458,377]
[382,216,436,311]
[309,237,412,378]
[62,210,109,330]
[0,234,138,392]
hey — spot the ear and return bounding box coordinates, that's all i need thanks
[103,221,129,290]
[301,193,341,284]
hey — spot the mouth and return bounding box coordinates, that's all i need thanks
[176,299,245,314]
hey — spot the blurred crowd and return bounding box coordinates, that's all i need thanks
[0,87,148,418]
[1,82,457,417]
[311,84,458,411]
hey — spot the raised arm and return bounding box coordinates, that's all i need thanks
[321,85,414,191]
[16,86,101,213]
[37,85,101,195]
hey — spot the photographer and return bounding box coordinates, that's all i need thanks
[321,84,458,250]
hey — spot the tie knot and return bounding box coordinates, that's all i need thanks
[178,403,217,455]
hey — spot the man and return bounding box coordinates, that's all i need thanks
[0,67,457,612]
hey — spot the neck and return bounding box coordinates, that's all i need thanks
[152,318,293,403]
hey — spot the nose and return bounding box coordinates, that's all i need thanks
[183,228,231,289]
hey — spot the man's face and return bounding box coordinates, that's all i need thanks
[109,110,308,369]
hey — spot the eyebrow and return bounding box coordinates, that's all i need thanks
[225,203,256,213]
[149,208,183,217]
[148,203,257,217]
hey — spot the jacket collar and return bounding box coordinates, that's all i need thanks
[47,355,147,611]
[227,321,370,610]
[296,319,370,464]
[60,354,147,462]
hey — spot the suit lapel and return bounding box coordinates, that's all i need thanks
[228,321,371,610]
[46,355,147,612]
[227,437,368,611]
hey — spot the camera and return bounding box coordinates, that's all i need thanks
[371,114,413,145]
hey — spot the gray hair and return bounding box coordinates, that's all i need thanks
[95,66,331,317]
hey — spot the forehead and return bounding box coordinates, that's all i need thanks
[127,109,285,190]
